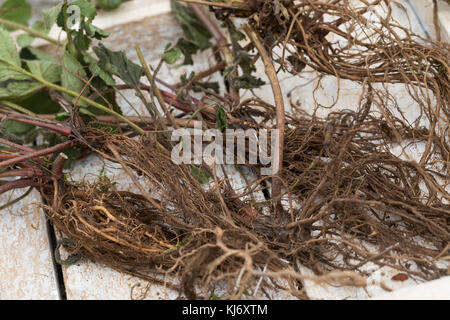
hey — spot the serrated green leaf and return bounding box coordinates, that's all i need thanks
[0,27,41,99]
[93,43,143,87]
[0,0,31,31]
[42,2,63,32]
[0,27,21,68]
[61,50,88,102]
[26,60,61,83]
[20,3,62,47]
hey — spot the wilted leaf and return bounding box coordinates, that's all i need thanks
[175,38,199,65]
[170,0,212,50]
[84,22,109,40]
[82,52,115,86]
[233,74,265,90]
[194,81,219,93]
[93,43,143,87]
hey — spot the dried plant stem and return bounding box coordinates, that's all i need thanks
[173,61,227,89]
[136,46,178,129]
[189,4,240,104]
[177,0,250,10]
[243,24,285,202]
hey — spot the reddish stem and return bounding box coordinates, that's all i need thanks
[0,114,72,136]
[0,179,39,195]
[0,168,42,178]
[0,140,75,169]
[0,154,17,160]
[0,138,36,153]
[51,153,68,178]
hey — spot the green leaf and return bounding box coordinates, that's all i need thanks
[194,81,219,93]
[21,3,63,46]
[61,50,88,102]
[0,78,42,99]
[41,2,64,33]
[0,27,21,68]
[164,46,182,65]
[82,52,115,86]
[55,111,70,121]
[233,74,265,90]
[216,107,228,131]
[2,120,33,134]
[73,30,92,51]
[0,0,31,31]
[25,47,59,62]
[79,107,97,118]
[97,0,130,11]
[191,165,211,184]
[175,38,199,66]
[0,27,41,99]
[26,60,61,84]
[170,0,212,50]
[84,22,109,40]
[71,0,97,21]
[16,33,34,48]
[19,90,60,114]
[93,43,143,87]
